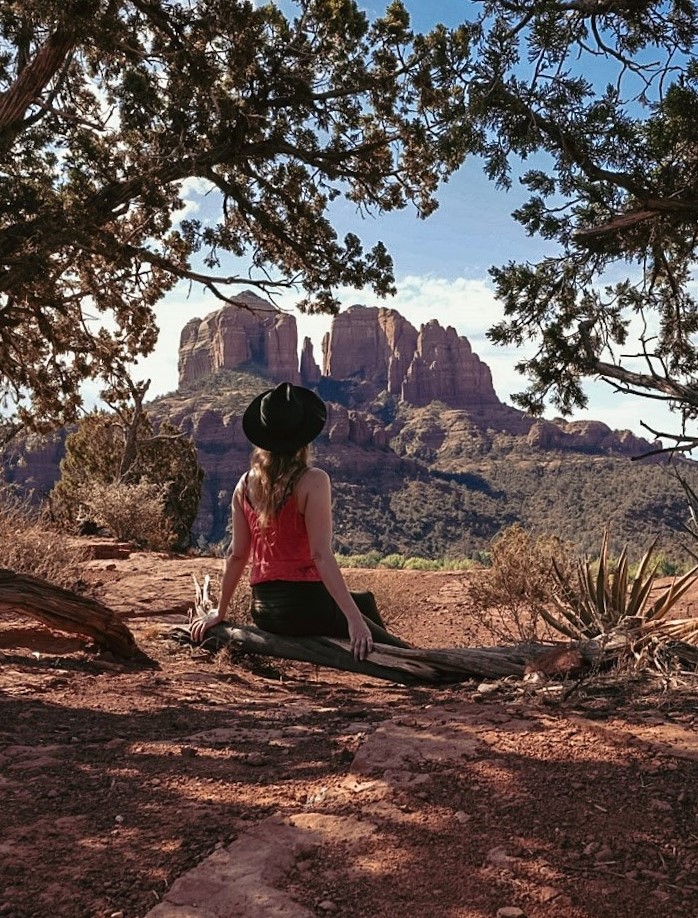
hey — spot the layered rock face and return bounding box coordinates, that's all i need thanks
[178,298,501,411]
[321,305,499,408]
[401,320,498,408]
[178,291,299,388]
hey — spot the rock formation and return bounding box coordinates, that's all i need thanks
[320,306,499,409]
[401,320,499,408]
[178,291,299,388]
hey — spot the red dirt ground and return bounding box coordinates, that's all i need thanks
[1,551,697,918]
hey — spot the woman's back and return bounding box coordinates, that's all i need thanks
[243,468,323,585]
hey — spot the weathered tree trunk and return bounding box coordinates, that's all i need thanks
[173,621,588,685]
[0,568,141,660]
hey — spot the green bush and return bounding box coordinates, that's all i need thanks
[378,553,406,569]
[336,551,382,568]
[52,411,202,549]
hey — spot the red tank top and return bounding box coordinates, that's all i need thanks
[243,478,322,586]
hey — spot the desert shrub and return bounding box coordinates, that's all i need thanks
[80,479,176,550]
[0,486,86,588]
[470,524,576,643]
[547,530,698,664]
[403,556,441,570]
[336,551,382,568]
[52,412,202,549]
[378,553,406,569]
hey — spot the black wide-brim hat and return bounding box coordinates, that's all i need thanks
[242,382,327,453]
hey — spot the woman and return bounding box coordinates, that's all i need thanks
[190,381,409,659]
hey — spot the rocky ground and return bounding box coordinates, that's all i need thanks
[1,550,698,918]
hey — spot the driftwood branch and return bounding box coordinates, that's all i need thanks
[172,622,602,685]
[0,568,142,660]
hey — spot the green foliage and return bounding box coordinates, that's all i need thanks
[458,3,698,439]
[0,0,469,434]
[547,529,698,645]
[52,411,202,549]
[378,553,406,569]
[336,551,383,569]
[335,551,477,570]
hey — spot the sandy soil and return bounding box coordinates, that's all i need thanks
[1,550,697,918]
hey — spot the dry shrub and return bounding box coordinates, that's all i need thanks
[80,479,176,550]
[471,524,575,643]
[0,487,87,589]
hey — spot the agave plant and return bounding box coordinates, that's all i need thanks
[544,529,698,650]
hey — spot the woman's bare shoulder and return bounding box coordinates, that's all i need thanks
[297,466,330,492]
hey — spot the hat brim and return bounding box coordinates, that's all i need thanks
[242,386,327,452]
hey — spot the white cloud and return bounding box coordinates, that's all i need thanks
[173,176,213,220]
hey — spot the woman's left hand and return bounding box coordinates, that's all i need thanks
[348,619,374,661]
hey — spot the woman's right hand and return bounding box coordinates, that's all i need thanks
[190,608,223,643]
[348,618,374,661]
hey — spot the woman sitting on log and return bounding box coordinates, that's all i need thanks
[190,382,410,659]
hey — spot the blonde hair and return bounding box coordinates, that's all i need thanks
[248,446,310,529]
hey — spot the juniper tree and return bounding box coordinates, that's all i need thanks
[0,0,469,438]
[462,0,698,450]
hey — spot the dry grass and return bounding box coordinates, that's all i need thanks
[0,487,87,589]
[470,524,575,644]
[80,479,176,550]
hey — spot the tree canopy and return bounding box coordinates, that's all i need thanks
[0,0,469,435]
[463,0,698,450]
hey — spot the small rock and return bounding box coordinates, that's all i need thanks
[594,846,614,862]
[454,811,471,824]
[540,887,560,902]
[487,847,518,868]
[114,815,124,824]
[317,899,337,913]
[47,789,59,799]
[477,681,499,695]
[245,753,269,767]
[496,908,526,918]
[180,746,198,758]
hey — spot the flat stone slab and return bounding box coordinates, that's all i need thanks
[144,814,375,918]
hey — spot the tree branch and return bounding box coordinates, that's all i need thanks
[0,27,76,132]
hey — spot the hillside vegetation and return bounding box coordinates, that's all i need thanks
[149,369,698,562]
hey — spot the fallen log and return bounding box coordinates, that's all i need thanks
[0,568,141,660]
[171,621,593,684]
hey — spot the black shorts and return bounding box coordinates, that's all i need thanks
[251,580,379,638]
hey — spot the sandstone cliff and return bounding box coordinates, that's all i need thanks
[178,291,300,388]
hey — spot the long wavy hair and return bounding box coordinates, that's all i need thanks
[248,446,310,529]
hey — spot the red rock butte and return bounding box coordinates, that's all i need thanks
[178,294,500,411]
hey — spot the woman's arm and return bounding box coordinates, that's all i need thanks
[190,476,251,642]
[300,468,374,660]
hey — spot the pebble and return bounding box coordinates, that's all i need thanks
[454,811,471,824]
[496,908,526,918]
[540,887,560,902]
[476,681,499,695]
[594,846,614,862]
[317,900,337,913]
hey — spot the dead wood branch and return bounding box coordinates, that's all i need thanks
[0,567,142,660]
[171,622,607,684]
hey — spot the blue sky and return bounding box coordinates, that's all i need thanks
[136,1,684,443]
